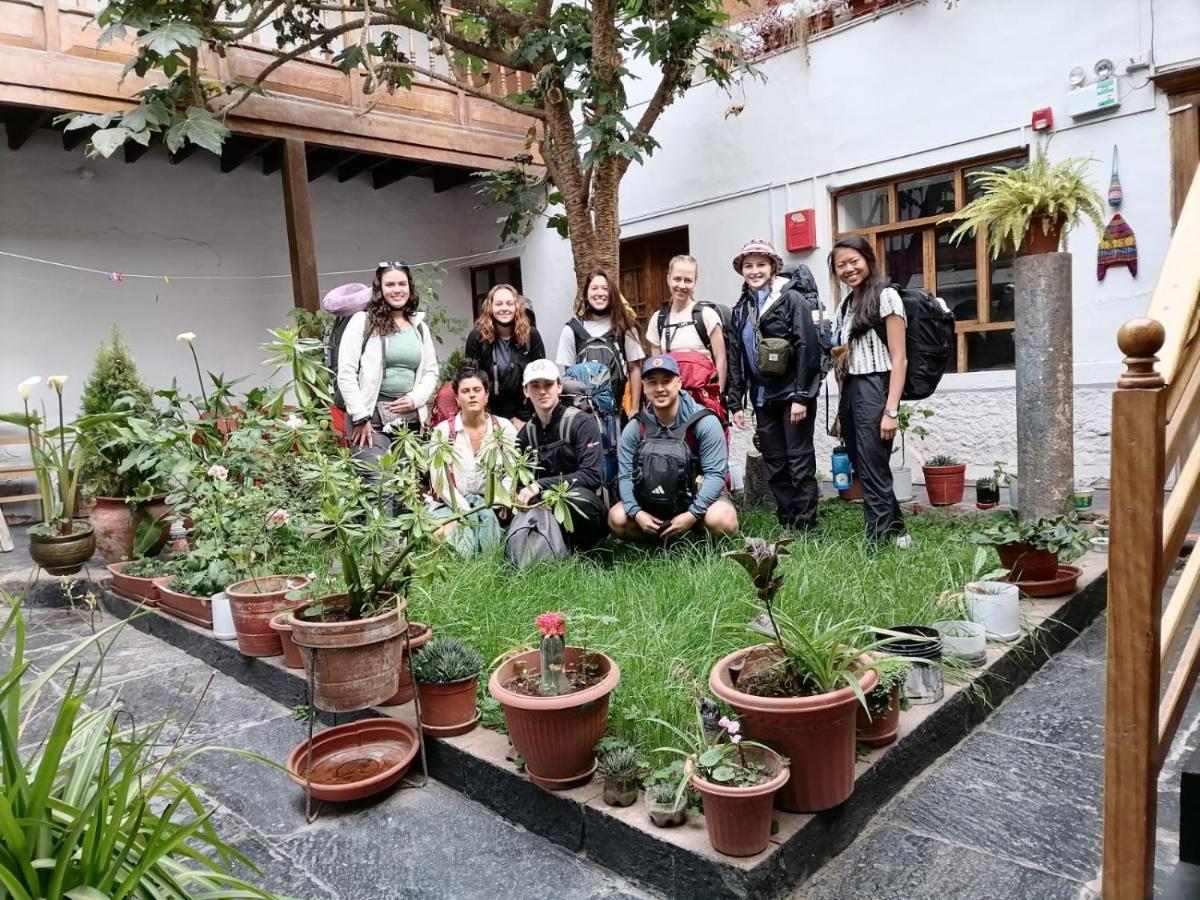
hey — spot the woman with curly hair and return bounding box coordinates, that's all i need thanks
[337,261,439,468]
[554,268,644,415]
[464,283,545,428]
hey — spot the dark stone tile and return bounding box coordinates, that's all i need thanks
[891,732,1102,882]
[984,652,1105,754]
[15,677,66,751]
[1059,613,1106,665]
[800,824,1094,900]
[28,618,187,686]
[222,831,339,900]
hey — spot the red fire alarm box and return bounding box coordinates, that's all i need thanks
[1031,107,1054,131]
[785,209,816,252]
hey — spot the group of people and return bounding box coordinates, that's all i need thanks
[334,233,911,562]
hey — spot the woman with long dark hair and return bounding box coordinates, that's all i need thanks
[828,236,911,546]
[465,283,545,428]
[337,261,439,465]
[554,268,644,415]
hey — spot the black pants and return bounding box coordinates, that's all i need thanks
[755,399,819,530]
[839,374,903,541]
[562,486,608,550]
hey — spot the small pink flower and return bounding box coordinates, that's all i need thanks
[536,611,566,637]
[266,508,290,529]
[731,734,742,744]
[207,464,229,481]
[718,715,731,730]
[725,720,740,736]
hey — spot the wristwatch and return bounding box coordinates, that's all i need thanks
[884,408,899,419]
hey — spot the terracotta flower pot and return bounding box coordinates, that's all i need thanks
[997,542,1059,582]
[710,646,878,812]
[288,594,408,713]
[838,476,863,501]
[856,683,902,748]
[271,611,305,668]
[154,578,214,628]
[89,496,170,563]
[224,575,310,657]
[417,676,480,737]
[690,746,789,857]
[29,523,95,576]
[922,464,966,506]
[382,623,434,705]
[106,561,161,606]
[286,718,419,803]
[1021,214,1066,255]
[488,647,621,791]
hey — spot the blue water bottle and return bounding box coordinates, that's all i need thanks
[831,446,853,491]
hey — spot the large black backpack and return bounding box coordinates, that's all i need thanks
[874,284,955,401]
[567,318,628,391]
[633,408,713,517]
[656,301,731,355]
[778,264,834,377]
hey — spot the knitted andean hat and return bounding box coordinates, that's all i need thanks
[1097,214,1137,281]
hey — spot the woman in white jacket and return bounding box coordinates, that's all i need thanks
[337,262,439,472]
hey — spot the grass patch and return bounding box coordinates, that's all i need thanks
[411,501,993,753]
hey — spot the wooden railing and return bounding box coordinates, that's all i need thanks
[1103,160,1200,898]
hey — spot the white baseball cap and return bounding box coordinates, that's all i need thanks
[522,358,561,386]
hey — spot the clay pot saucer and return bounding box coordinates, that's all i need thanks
[287,719,419,802]
[1013,564,1082,599]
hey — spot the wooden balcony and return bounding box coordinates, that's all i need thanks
[0,0,537,171]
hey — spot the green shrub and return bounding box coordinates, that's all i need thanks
[79,326,154,499]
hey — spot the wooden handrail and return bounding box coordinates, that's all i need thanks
[1160,547,1200,662]
[1146,161,1200,384]
[1162,436,1200,580]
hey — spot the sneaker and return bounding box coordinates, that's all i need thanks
[895,534,917,550]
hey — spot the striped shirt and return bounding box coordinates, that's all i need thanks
[834,287,906,375]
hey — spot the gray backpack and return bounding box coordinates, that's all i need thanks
[504,507,569,569]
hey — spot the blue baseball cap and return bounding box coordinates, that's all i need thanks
[642,355,681,378]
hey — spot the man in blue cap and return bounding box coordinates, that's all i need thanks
[608,355,739,541]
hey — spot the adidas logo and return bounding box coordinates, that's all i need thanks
[651,486,666,495]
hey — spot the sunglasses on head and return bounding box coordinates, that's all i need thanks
[376,260,408,271]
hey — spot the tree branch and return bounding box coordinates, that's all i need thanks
[213,0,288,41]
[445,0,545,38]
[426,12,539,74]
[374,61,546,119]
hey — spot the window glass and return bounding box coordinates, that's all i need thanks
[884,232,923,290]
[836,186,889,231]
[964,156,1028,203]
[990,254,1016,322]
[897,171,955,221]
[966,329,1015,371]
[935,225,977,322]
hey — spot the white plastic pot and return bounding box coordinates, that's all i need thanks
[1007,477,1019,512]
[892,466,913,502]
[211,591,237,641]
[965,581,1020,641]
[933,619,988,667]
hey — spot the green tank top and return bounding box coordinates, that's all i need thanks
[379,327,422,398]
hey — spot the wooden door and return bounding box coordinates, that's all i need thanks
[1159,68,1200,226]
[619,227,689,334]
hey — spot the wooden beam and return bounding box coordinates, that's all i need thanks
[220,135,272,173]
[261,142,283,175]
[337,154,386,183]
[305,147,344,182]
[5,108,49,151]
[372,159,424,189]
[280,139,319,313]
[432,167,473,193]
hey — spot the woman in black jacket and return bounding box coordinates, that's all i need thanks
[464,284,546,428]
[726,239,826,534]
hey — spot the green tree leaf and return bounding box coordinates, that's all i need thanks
[136,21,202,56]
[90,127,131,158]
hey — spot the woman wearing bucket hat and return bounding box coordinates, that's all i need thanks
[726,239,827,533]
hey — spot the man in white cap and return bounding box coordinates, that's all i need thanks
[512,358,608,551]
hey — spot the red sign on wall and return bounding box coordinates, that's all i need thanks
[785,209,816,252]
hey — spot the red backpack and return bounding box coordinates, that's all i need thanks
[667,351,728,428]
[428,381,460,430]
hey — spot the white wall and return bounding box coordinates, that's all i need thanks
[525,0,1200,483]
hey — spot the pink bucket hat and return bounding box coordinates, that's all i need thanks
[732,239,783,274]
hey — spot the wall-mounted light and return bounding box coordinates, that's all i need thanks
[1094,58,1115,80]
[1069,66,1087,87]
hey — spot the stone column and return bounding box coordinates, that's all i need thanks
[1014,252,1075,519]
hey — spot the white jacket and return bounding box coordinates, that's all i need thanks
[336,310,439,424]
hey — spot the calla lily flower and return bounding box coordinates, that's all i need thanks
[176,332,196,344]
[46,375,69,392]
[17,376,40,400]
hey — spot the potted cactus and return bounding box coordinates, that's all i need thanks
[598,746,641,807]
[975,476,1000,509]
[411,635,484,737]
[709,538,886,812]
[922,454,966,506]
[644,779,688,827]
[487,612,621,790]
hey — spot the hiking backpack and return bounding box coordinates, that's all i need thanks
[561,362,620,484]
[634,408,715,517]
[656,300,731,358]
[321,283,372,411]
[504,506,569,569]
[873,284,956,401]
[665,351,728,428]
[567,318,628,393]
[428,381,460,430]
[779,265,834,377]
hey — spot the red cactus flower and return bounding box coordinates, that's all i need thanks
[536,611,566,637]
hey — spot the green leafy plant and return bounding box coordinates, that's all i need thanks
[864,657,912,719]
[924,453,960,468]
[969,512,1090,561]
[0,600,278,898]
[410,635,484,684]
[992,461,1013,488]
[947,151,1105,258]
[649,706,780,804]
[892,404,934,468]
[976,476,997,490]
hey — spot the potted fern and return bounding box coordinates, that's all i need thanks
[947,151,1104,256]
